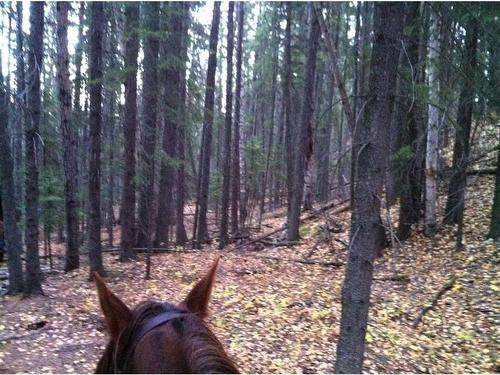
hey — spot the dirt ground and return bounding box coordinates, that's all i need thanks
[0,176,498,373]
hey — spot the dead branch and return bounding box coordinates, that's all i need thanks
[256,255,344,268]
[235,199,350,249]
[412,275,457,328]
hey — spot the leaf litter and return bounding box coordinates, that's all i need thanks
[0,175,498,373]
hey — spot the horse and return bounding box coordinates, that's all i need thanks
[94,257,239,373]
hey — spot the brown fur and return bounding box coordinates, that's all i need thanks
[95,258,238,374]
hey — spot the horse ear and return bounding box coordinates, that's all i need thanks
[180,256,220,318]
[94,272,131,339]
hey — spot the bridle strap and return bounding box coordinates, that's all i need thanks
[115,309,189,373]
[134,311,188,344]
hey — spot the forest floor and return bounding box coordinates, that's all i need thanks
[0,175,498,374]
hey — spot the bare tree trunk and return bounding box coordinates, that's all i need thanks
[137,2,159,250]
[283,3,293,219]
[14,2,25,214]
[287,4,320,242]
[487,146,500,239]
[0,65,24,294]
[443,19,478,225]
[88,2,105,277]
[156,3,185,248]
[24,2,45,295]
[57,2,80,271]
[424,10,440,237]
[194,2,221,247]
[219,2,235,249]
[335,3,404,372]
[175,2,191,246]
[231,2,244,235]
[119,3,140,262]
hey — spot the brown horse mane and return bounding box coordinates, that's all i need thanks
[96,300,238,373]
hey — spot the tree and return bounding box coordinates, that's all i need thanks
[443,18,479,226]
[424,9,440,237]
[175,2,191,246]
[0,62,24,294]
[219,2,235,249]
[156,3,185,248]
[136,2,159,250]
[231,2,244,235]
[193,2,221,247]
[14,2,25,211]
[88,1,105,277]
[287,3,320,242]
[335,3,404,372]
[25,2,45,295]
[119,3,140,262]
[487,146,500,239]
[56,1,80,271]
[397,3,426,241]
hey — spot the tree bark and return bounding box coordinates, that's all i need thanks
[156,3,185,248]
[24,2,45,295]
[14,2,25,213]
[443,19,478,225]
[175,2,191,246]
[137,2,159,249]
[335,3,404,372]
[88,1,105,276]
[0,66,24,294]
[219,2,235,249]
[119,3,140,262]
[287,3,320,242]
[193,2,221,247]
[231,2,244,235]
[397,3,426,241]
[424,10,440,237]
[56,1,80,271]
[487,146,500,239]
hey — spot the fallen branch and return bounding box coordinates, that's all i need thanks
[236,199,350,249]
[466,168,497,176]
[256,255,344,268]
[257,240,298,247]
[374,274,411,282]
[412,276,457,328]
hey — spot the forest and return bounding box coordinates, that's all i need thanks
[0,1,499,373]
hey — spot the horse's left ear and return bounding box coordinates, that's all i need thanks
[94,272,132,339]
[180,256,220,318]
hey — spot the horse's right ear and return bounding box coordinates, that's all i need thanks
[180,256,220,319]
[94,272,131,339]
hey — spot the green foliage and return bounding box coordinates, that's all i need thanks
[394,145,415,164]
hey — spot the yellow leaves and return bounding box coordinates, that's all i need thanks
[455,329,474,343]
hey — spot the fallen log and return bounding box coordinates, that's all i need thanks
[412,275,457,328]
[256,255,344,268]
[235,199,350,249]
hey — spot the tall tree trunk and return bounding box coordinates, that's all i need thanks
[119,3,140,261]
[175,2,191,246]
[287,3,320,242]
[443,19,478,226]
[88,1,105,276]
[24,2,45,295]
[283,3,293,219]
[219,2,235,249]
[231,2,244,235]
[56,1,80,271]
[424,10,440,237]
[258,6,279,226]
[397,3,426,241]
[193,2,221,247]
[0,65,24,294]
[335,3,404,372]
[14,2,25,214]
[137,2,159,249]
[156,3,185,248]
